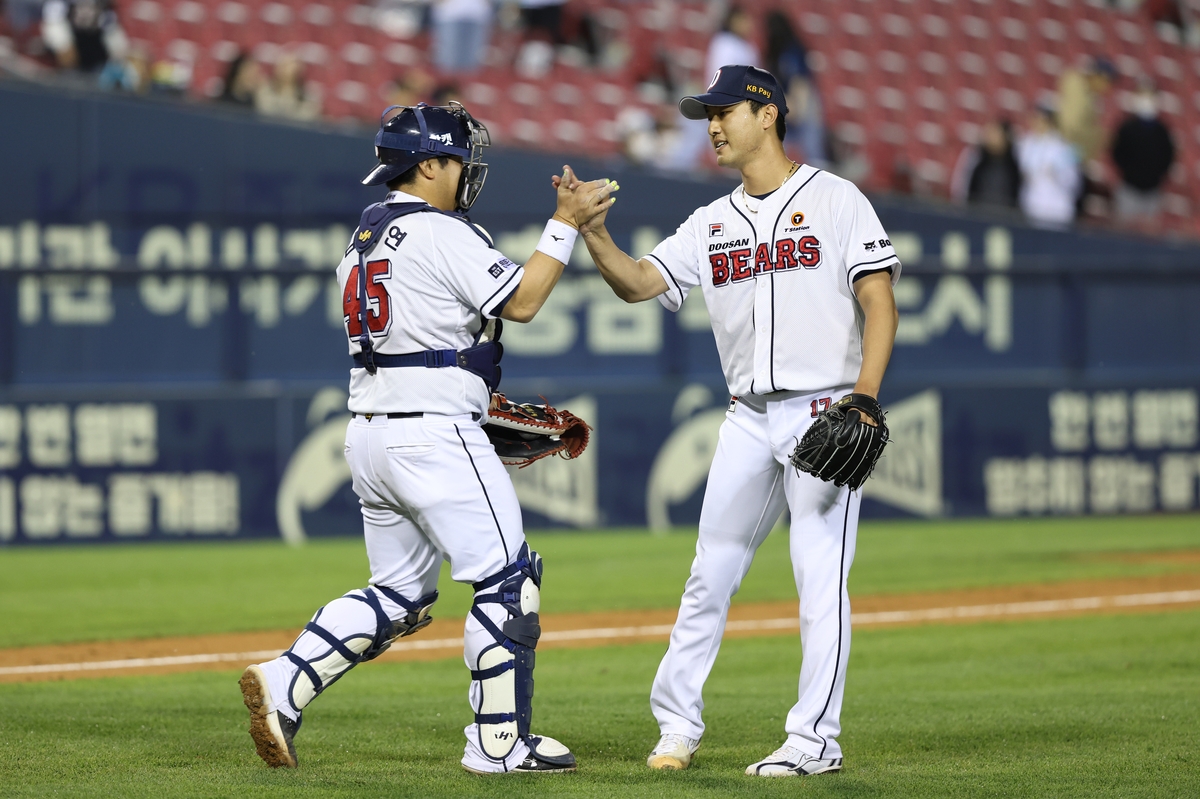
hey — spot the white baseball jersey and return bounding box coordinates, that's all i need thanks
[335,190,523,416]
[646,166,901,396]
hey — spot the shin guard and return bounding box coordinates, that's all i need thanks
[468,544,543,761]
[283,585,437,712]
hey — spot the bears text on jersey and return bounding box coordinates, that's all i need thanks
[708,236,822,286]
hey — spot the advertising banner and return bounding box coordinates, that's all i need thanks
[2,382,1197,545]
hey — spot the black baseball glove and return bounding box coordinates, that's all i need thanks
[789,393,889,490]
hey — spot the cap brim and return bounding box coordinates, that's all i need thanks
[679,93,745,120]
[361,163,400,186]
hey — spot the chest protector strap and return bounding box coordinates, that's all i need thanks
[351,201,502,390]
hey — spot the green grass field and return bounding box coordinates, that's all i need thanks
[2,516,1199,648]
[1,516,1199,797]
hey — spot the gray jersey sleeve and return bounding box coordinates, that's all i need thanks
[839,185,902,292]
[645,212,702,312]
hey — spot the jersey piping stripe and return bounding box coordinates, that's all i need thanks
[767,169,822,392]
[482,268,524,317]
[454,424,510,564]
[815,495,852,760]
[644,253,683,307]
[850,264,897,286]
[725,194,757,391]
[848,254,900,270]
[847,259,900,292]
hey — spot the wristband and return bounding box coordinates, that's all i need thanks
[534,218,578,265]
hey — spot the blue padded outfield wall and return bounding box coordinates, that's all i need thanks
[1,82,1199,544]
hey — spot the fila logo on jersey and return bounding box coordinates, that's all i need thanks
[708,236,821,286]
[709,223,724,237]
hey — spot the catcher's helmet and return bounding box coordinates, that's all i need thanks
[361,101,491,211]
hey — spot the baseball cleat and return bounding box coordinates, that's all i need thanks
[462,735,576,774]
[745,744,842,777]
[240,664,301,768]
[647,733,701,770]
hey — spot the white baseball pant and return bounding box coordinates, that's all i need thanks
[259,413,538,771]
[650,389,860,760]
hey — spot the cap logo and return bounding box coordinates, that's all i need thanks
[747,84,772,99]
[791,212,804,226]
[708,68,723,90]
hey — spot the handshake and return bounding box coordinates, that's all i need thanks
[548,165,621,234]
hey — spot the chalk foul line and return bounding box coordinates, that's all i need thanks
[2,589,1198,678]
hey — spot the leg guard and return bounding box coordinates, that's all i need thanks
[282,585,438,712]
[468,543,543,761]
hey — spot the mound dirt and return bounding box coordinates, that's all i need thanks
[3,572,1199,684]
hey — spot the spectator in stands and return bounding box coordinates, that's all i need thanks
[619,104,683,168]
[98,42,148,93]
[764,10,824,166]
[1111,80,1176,229]
[385,68,437,108]
[513,0,564,78]
[1015,104,1081,228]
[255,54,321,122]
[519,0,565,44]
[951,120,1022,211]
[42,0,126,73]
[1058,55,1116,163]
[5,0,45,36]
[220,53,262,108]
[667,6,760,171]
[707,6,757,78]
[432,0,492,74]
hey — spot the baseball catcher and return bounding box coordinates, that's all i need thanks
[789,393,889,490]
[484,393,591,467]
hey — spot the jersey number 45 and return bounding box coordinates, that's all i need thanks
[342,259,392,338]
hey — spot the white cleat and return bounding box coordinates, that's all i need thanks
[239,664,300,768]
[647,733,701,770]
[745,744,842,777]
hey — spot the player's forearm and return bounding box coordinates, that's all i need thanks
[500,252,565,323]
[853,283,899,398]
[581,226,666,303]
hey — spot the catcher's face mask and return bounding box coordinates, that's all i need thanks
[448,102,490,213]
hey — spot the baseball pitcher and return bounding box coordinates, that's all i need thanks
[239,102,607,775]
[565,66,900,777]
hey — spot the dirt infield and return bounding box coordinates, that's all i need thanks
[3,572,1200,684]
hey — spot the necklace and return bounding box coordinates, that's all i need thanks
[739,161,800,215]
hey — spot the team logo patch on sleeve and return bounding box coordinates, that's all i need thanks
[709,223,724,237]
[488,257,516,279]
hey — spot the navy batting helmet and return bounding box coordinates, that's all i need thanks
[361,101,491,211]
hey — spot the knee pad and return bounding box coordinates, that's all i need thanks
[284,585,438,711]
[468,544,543,760]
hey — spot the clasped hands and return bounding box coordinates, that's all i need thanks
[551,165,620,233]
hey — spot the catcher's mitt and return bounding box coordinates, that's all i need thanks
[484,393,591,468]
[789,393,889,490]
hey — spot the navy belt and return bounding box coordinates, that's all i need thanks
[353,350,461,369]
